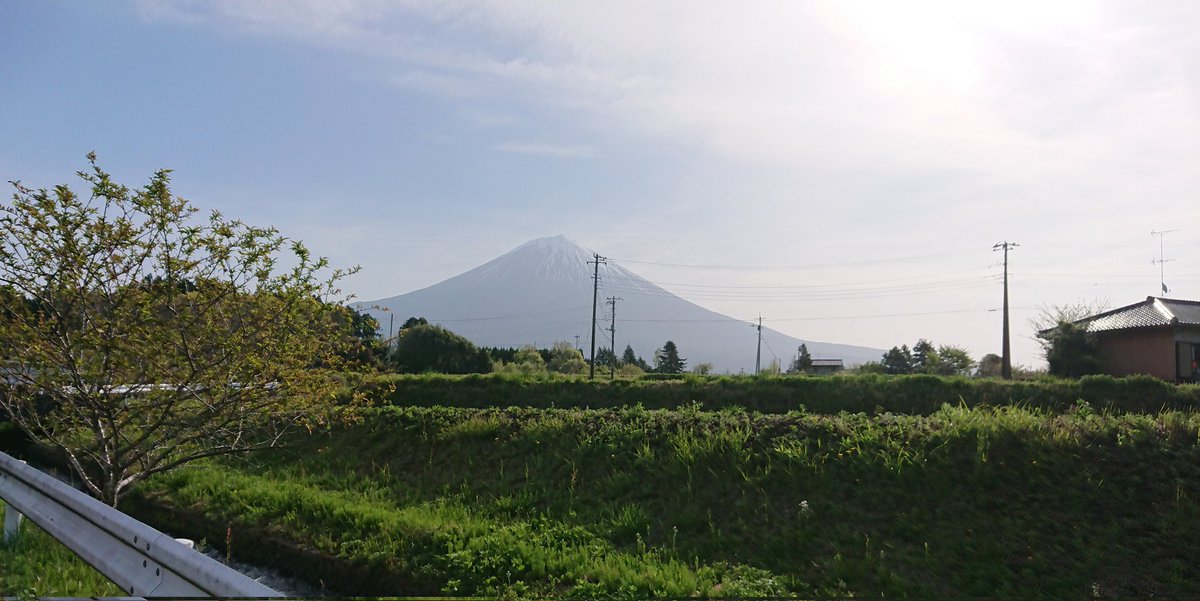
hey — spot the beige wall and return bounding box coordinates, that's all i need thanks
[1096,328,1176,380]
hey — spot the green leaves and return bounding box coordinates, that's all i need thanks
[0,155,355,505]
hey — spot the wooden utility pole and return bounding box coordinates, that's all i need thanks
[588,253,606,380]
[993,242,1019,379]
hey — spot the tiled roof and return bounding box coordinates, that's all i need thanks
[1076,297,1200,333]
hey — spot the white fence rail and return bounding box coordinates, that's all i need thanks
[0,450,281,598]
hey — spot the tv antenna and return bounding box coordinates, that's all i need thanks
[1151,229,1176,295]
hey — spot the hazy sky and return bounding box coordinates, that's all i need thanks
[3,1,1198,368]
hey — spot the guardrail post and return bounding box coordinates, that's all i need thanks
[2,460,25,543]
[3,499,22,543]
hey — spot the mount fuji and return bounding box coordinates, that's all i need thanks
[361,236,885,373]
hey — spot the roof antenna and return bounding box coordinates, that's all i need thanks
[1151,229,1176,296]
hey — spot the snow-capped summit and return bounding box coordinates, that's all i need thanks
[363,236,883,372]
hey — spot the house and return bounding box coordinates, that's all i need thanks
[1059,296,1200,382]
[809,358,844,375]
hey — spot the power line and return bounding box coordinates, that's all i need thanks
[610,249,984,271]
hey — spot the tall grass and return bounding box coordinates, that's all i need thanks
[0,501,122,597]
[132,403,1200,598]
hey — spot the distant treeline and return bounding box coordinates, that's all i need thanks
[343,372,1200,415]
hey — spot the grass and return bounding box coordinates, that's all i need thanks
[0,500,123,597]
[131,402,1200,598]
[345,371,1200,414]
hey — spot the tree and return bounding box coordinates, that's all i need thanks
[389,323,491,374]
[400,316,429,331]
[333,305,386,370]
[0,155,354,505]
[1041,321,1103,378]
[1029,301,1108,378]
[789,344,813,373]
[976,353,1003,378]
[513,344,547,374]
[654,340,687,374]
[595,347,617,374]
[548,340,586,374]
[621,344,650,371]
[882,345,914,374]
[911,339,937,373]
[693,362,714,375]
[932,345,975,376]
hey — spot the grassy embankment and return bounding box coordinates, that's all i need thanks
[0,500,122,596]
[128,383,1200,598]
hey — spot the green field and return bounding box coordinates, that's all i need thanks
[5,376,1200,598]
[128,401,1200,598]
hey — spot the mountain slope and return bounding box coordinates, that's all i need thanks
[363,236,884,372]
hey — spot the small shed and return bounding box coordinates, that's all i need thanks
[1067,296,1200,382]
[809,358,844,376]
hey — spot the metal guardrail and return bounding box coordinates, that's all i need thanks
[0,450,282,598]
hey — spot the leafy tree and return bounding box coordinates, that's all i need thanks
[1042,321,1103,378]
[931,345,975,376]
[0,155,354,505]
[1029,301,1108,378]
[390,323,491,374]
[513,344,547,374]
[976,353,1003,378]
[911,339,937,373]
[654,340,687,374]
[548,340,586,374]
[789,344,813,373]
[882,345,914,374]
[693,362,714,375]
[334,305,387,370]
[400,316,429,330]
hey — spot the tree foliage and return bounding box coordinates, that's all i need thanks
[789,344,813,373]
[881,340,975,376]
[976,353,1003,378]
[654,340,686,374]
[389,323,491,374]
[0,155,354,505]
[1042,321,1103,378]
[1030,301,1108,379]
[548,340,586,374]
[621,344,650,371]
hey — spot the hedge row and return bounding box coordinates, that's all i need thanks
[344,373,1200,415]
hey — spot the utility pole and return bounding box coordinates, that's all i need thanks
[993,241,1019,380]
[607,296,622,380]
[588,253,607,380]
[755,315,763,375]
[1151,229,1177,295]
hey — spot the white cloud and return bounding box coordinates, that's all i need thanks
[492,142,598,159]
[133,0,1200,366]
